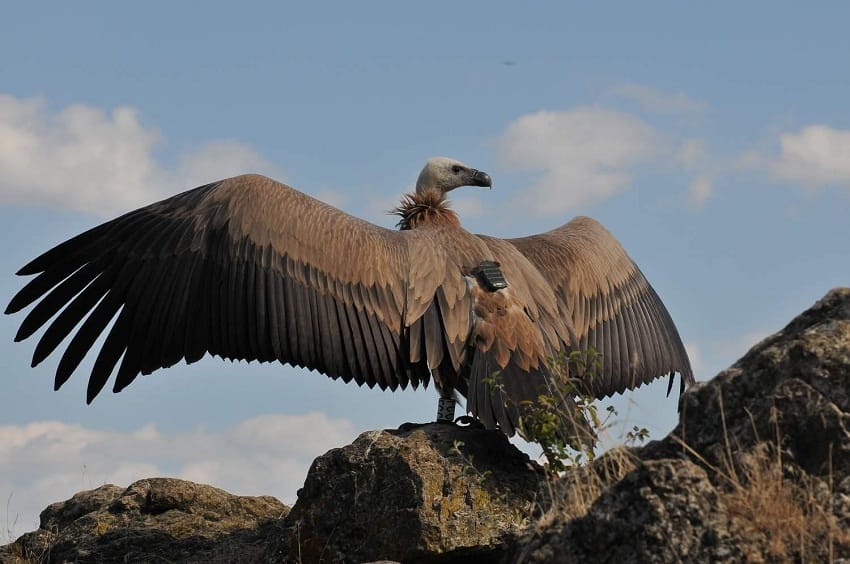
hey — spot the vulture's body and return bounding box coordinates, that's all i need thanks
[6,157,693,445]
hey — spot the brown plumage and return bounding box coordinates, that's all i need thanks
[5,156,693,446]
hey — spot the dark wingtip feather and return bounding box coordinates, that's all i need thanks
[16,247,72,276]
[15,316,45,343]
[54,365,74,391]
[17,262,44,277]
[5,300,21,316]
[112,377,133,394]
[16,221,112,277]
[7,288,36,315]
[86,382,104,404]
[31,344,51,368]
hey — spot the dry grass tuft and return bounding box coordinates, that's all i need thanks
[670,396,850,562]
[534,446,637,528]
[525,383,850,562]
[720,442,846,560]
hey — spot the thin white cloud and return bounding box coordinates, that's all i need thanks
[769,125,850,187]
[684,342,704,378]
[688,175,713,207]
[0,413,356,536]
[312,188,349,209]
[612,83,707,115]
[496,107,664,214]
[0,93,281,216]
[677,138,710,168]
[675,138,719,208]
[450,194,485,218]
[714,329,772,359]
[176,139,280,189]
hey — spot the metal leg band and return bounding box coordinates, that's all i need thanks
[437,397,456,422]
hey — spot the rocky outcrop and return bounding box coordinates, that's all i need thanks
[1,426,544,564]
[4,288,850,563]
[512,458,763,563]
[275,423,544,563]
[511,287,850,563]
[0,478,289,563]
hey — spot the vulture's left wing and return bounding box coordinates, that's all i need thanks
[5,174,427,402]
[506,216,694,399]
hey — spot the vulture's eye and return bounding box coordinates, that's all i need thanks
[451,165,463,174]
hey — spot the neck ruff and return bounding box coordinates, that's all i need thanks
[392,191,460,230]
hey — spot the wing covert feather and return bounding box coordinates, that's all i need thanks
[507,216,693,398]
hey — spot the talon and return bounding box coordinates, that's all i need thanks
[399,420,456,432]
[454,415,484,429]
[398,422,423,431]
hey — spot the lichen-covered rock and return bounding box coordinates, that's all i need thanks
[276,423,544,563]
[510,458,762,563]
[509,288,850,562]
[659,287,850,480]
[0,478,289,563]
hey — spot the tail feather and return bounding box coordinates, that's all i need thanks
[467,348,596,450]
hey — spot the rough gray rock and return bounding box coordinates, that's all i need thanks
[508,287,850,562]
[512,458,762,563]
[275,423,545,563]
[0,478,289,563]
[661,287,850,480]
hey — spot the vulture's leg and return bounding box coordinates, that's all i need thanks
[397,387,459,432]
[436,391,456,423]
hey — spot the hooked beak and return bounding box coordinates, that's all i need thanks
[469,169,492,189]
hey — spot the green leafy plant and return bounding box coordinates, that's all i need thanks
[516,348,635,472]
[481,347,652,473]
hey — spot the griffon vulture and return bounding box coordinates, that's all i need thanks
[6,157,693,446]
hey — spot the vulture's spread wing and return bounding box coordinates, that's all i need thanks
[6,175,438,401]
[507,216,694,398]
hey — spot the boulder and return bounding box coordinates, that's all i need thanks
[509,288,850,562]
[511,458,762,563]
[0,478,288,564]
[275,423,545,563]
[661,286,850,480]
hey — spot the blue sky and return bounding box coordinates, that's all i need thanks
[2,2,849,535]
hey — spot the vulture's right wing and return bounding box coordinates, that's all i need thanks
[507,216,694,399]
[6,174,437,401]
